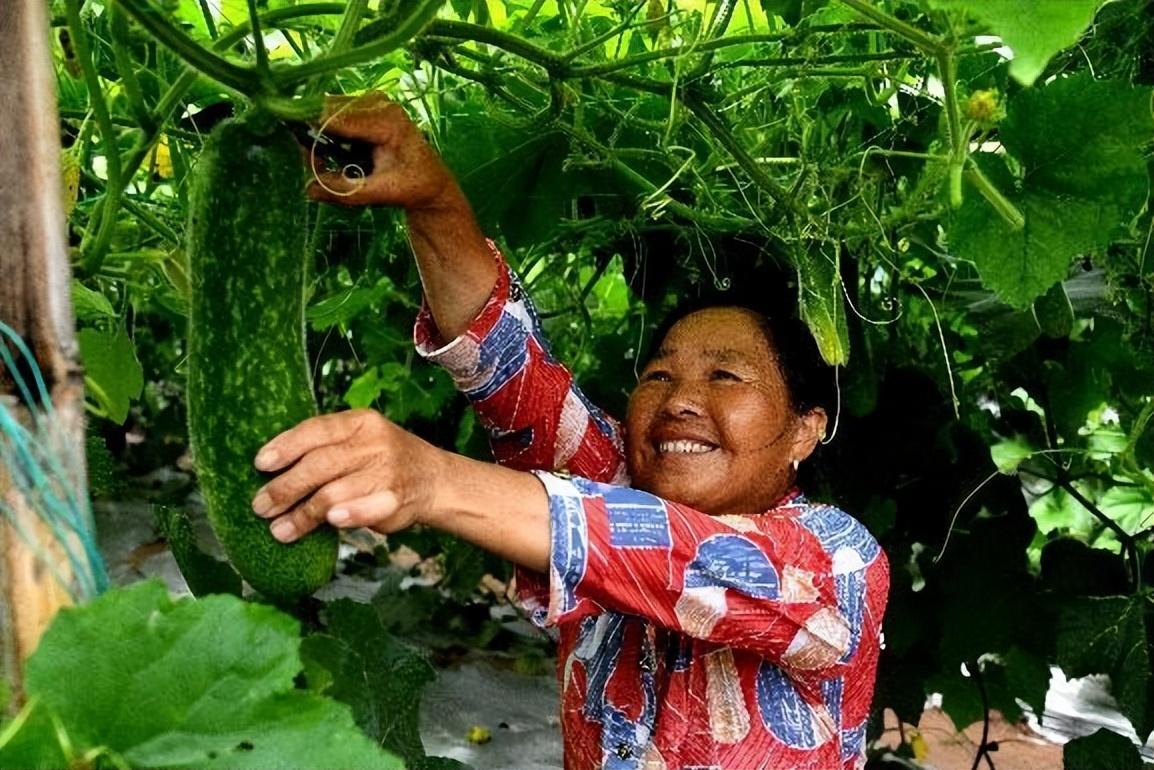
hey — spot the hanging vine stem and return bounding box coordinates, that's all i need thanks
[65,0,124,275]
[969,660,997,770]
[109,3,152,131]
[683,95,806,224]
[196,0,218,40]
[937,47,968,209]
[76,4,346,276]
[1034,457,1143,591]
[113,0,261,94]
[964,164,1025,230]
[246,0,270,80]
[275,3,447,86]
[306,0,369,98]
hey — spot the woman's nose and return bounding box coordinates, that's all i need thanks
[660,379,706,417]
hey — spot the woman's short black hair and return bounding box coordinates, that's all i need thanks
[642,284,835,417]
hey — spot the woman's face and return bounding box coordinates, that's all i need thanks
[625,307,826,516]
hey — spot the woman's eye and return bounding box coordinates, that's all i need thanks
[641,370,671,383]
[710,369,742,382]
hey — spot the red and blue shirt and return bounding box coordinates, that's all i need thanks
[415,243,889,770]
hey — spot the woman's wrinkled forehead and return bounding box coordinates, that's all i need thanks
[649,307,779,366]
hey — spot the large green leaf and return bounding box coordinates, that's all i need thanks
[950,75,1153,308]
[300,599,436,764]
[1055,594,1152,739]
[999,76,1152,206]
[1063,727,1143,770]
[439,103,575,249]
[78,325,144,424]
[927,0,1108,85]
[7,582,402,770]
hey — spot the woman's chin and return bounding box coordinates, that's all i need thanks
[636,474,720,514]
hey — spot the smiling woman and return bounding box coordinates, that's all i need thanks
[254,92,889,770]
[627,305,830,517]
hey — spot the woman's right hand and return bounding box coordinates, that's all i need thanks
[304,92,461,213]
[304,91,497,341]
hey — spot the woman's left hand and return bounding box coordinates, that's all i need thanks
[250,409,443,543]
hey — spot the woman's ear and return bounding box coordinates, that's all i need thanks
[791,407,828,465]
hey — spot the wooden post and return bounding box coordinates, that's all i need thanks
[0,0,90,711]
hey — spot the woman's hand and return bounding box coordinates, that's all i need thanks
[251,409,445,543]
[251,408,552,572]
[304,91,496,341]
[304,92,461,212]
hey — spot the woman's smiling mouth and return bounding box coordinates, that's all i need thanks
[656,440,718,455]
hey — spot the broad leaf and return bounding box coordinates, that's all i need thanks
[1055,594,1151,739]
[951,75,1153,308]
[1063,727,1143,770]
[990,434,1034,474]
[8,582,402,770]
[301,599,436,764]
[927,0,1108,85]
[78,325,144,424]
[999,76,1152,208]
[71,280,116,321]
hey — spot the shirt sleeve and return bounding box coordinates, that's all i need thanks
[413,240,626,484]
[527,472,890,677]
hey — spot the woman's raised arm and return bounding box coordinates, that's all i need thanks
[305,93,496,340]
[306,94,625,483]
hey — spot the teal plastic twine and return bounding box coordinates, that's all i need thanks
[0,319,109,601]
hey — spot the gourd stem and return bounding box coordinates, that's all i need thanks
[838,0,941,53]
[306,0,369,98]
[113,0,261,94]
[963,165,1024,231]
[273,2,444,86]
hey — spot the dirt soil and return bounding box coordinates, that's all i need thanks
[875,708,1063,770]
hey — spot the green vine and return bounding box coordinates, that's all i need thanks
[66,0,124,274]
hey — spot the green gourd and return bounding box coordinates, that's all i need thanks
[186,110,336,599]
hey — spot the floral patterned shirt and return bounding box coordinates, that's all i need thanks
[415,243,889,770]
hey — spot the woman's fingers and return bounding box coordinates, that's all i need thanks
[326,490,402,530]
[268,482,403,543]
[253,445,353,519]
[252,408,433,543]
[266,473,384,542]
[255,410,370,472]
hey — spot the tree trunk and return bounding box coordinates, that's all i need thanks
[0,0,89,712]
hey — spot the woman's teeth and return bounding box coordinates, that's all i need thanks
[658,440,716,454]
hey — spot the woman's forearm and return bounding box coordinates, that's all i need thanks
[423,451,551,574]
[405,185,498,341]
